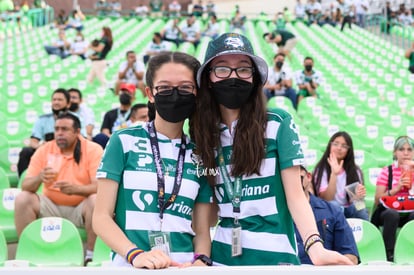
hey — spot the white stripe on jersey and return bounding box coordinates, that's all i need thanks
[218,197,278,218]
[266,119,282,139]
[214,227,296,255]
[216,157,277,184]
[123,171,200,199]
[125,211,194,234]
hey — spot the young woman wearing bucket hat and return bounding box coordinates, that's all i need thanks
[191,33,353,266]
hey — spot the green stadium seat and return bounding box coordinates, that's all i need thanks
[86,236,111,267]
[394,220,414,265]
[0,230,7,265]
[347,218,388,264]
[0,167,10,190]
[15,217,84,267]
[0,188,20,243]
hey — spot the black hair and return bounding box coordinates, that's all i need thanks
[52,88,70,103]
[56,112,82,164]
[312,131,363,200]
[130,103,148,117]
[56,112,81,130]
[68,88,82,99]
[304,56,314,62]
[145,51,200,90]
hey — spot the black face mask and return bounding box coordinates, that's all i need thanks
[305,65,313,72]
[154,89,196,123]
[69,102,79,111]
[276,61,284,69]
[52,108,67,116]
[210,78,254,109]
[119,93,132,105]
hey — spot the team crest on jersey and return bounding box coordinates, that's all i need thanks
[190,152,203,166]
[137,153,153,167]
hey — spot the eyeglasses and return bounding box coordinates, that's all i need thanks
[210,66,255,79]
[331,142,350,150]
[154,85,195,96]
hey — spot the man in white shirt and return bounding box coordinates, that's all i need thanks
[134,1,149,17]
[353,0,368,28]
[114,50,145,96]
[305,0,322,25]
[68,88,95,140]
[202,14,220,39]
[295,0,306,22]
[263,53,297,109]
[143,32,171,64]
[295,56,323,105]
[168,0,181,17]
[69,31,88,60]
[399,10,414,26]
[161,17,181,47]
[180,13,201,47]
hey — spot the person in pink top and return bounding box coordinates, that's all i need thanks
[14,112,103,265]
[312,131,368,220]
[373,135,414,262]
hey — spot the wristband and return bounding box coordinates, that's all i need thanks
[192,253,212,266]
[126,247,144,265]
[304,234,324,254]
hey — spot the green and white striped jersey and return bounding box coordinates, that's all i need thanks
[212,109,305,266]
[97,123,212,266]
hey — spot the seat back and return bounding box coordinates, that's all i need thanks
[347,218,388,264]
[87,236,111,266]
[15,217,84,266]
[0,188,20,243]
[394,220,414,265]
[0,167,10,190]
[0,230,7,265]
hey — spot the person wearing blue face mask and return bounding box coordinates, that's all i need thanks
[191,33,354,266]
[93,51,213,269]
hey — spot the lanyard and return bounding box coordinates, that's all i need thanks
[148,121,186,229]
[217,145,242,223]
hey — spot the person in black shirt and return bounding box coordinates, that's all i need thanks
[263,30,297,61]
[87,26,113,89]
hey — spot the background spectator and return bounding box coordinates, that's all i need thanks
[168,0,181,17]
[372,136,414,262]
[312,131,369,220]
[15,113,103,266]
[87,26,113,88]
[295,165,359,265]
[134,0,149,17]
[95,0,108,16]
[143,32,171,64]
[44,29,71,59]
[69,30,88,60]
[115,50,145,96]
[263,53,297,109]
[108,0,121,17]
[295,56,323,104]
[202,14,220,39]
[68,88,95,141]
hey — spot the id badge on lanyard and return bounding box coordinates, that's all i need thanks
[218,146,243,257]
[147,121,186,256]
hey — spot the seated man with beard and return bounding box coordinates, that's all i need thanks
[14,112,103,266]
[17,88,86,176]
